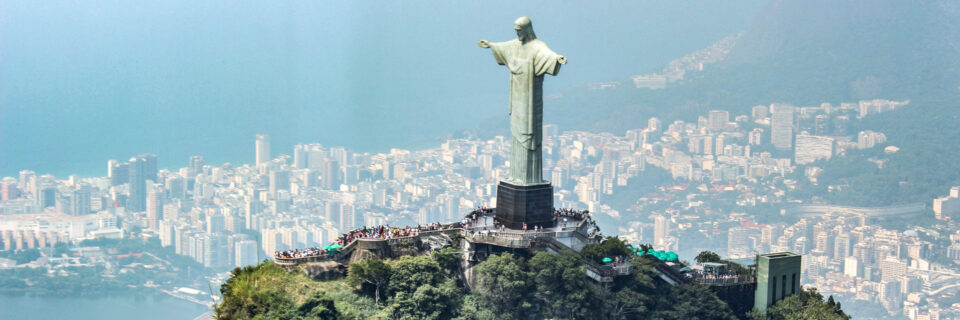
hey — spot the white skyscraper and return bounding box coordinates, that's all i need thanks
[235,239,259,267]
[770,104,795,150]
[653,214,669,246]
[844,256,859,278]
[255,134,270,167]
[708,110,729,131]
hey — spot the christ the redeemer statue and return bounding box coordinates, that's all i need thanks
[479,16,566,186]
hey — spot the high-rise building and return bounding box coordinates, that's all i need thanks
[109,161,130,186]
[857,130,887,149]
[255,134,270,167]
[70,186,91,215]
[146,185,164,230]
[293,144,307,169]
[653,215,669,246]
[320,158,341,190]
[933,186,960,220]
[748,128,764,146]
[833,115,850,136]
[269,170,291,195]
[543,124,559,139]
[142,153,158,182]
[165,176,186,199]
[814,115,829,136]
[833,233,852,260]
[0,182,20,201]
[235,239,259,267]
[107,159,119,182]
[206,214,226,234]
[843,256,859,278]
[39,187,57,208]
[794,134,834,165]
[127,155,150,212]
[771,104,795,150]
[880,256,907,283]
[751,105,769,121]
[189,156,205,177]
[158,220,175,247]
[708,110,729,131]
[647,117,661,134]
[329,147,349,167]
[201,233,228,269]
[755,252,802,313]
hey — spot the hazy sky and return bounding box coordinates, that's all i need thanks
[0,1,769,177]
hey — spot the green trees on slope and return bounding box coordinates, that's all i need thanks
[216,247,847,319]
[747,288,850,320]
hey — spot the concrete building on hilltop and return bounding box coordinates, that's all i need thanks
[755,252,802,313]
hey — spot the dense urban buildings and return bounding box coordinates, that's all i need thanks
[4,98,955,319]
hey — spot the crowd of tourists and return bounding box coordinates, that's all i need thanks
[336,222,447,245]
[554,208,589,220]
[461,206,493,229]
[275,247,334,260]
[275,207,594,260]
[274,222,450,260]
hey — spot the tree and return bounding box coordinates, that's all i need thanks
[528,250,600,319]
[9,249,41,264]
[472,253,533,319]
[388,255,444,297]
[695,251,722,264]
[659,284,738,320]
[431,246,462,276]
[580,236,633,264]
[750,288,851,320]
[626,257,658,290]
[347,259,392,306]
[297,293,339,319]
[603,287,650,319]
[455,294,499,320]
[392,279,462,320]
[53,242,71,257]
[638,243,653,252]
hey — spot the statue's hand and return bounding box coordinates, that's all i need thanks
[478,40,491,48]
[557,56,567,65]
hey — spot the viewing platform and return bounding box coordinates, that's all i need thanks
[271,208,599,267]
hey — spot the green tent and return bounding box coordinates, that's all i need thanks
[602,257,613,263]
[665,252,678,261]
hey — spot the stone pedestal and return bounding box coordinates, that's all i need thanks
[495,181,554,229]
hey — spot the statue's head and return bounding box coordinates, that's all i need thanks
[514,16,537,43]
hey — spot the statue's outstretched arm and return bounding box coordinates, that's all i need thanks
[478,40,491,48]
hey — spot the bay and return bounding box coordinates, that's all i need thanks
[0,293,210,320]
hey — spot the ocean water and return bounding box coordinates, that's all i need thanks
[0,293,211,320]
[0,1,766,178]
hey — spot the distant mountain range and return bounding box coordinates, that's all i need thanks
[528,0,960,134]
[512,0,960,207]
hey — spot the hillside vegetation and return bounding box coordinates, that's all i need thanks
[215,240,847,319]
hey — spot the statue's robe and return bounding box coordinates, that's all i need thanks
[488,38,563,185]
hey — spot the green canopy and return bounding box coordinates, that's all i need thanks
[329,244,343,249]
[602,257,613,263]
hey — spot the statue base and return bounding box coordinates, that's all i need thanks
[495,180,554,230]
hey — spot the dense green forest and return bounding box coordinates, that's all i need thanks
[215,240,847,319]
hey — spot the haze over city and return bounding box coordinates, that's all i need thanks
[2,1,959,319]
